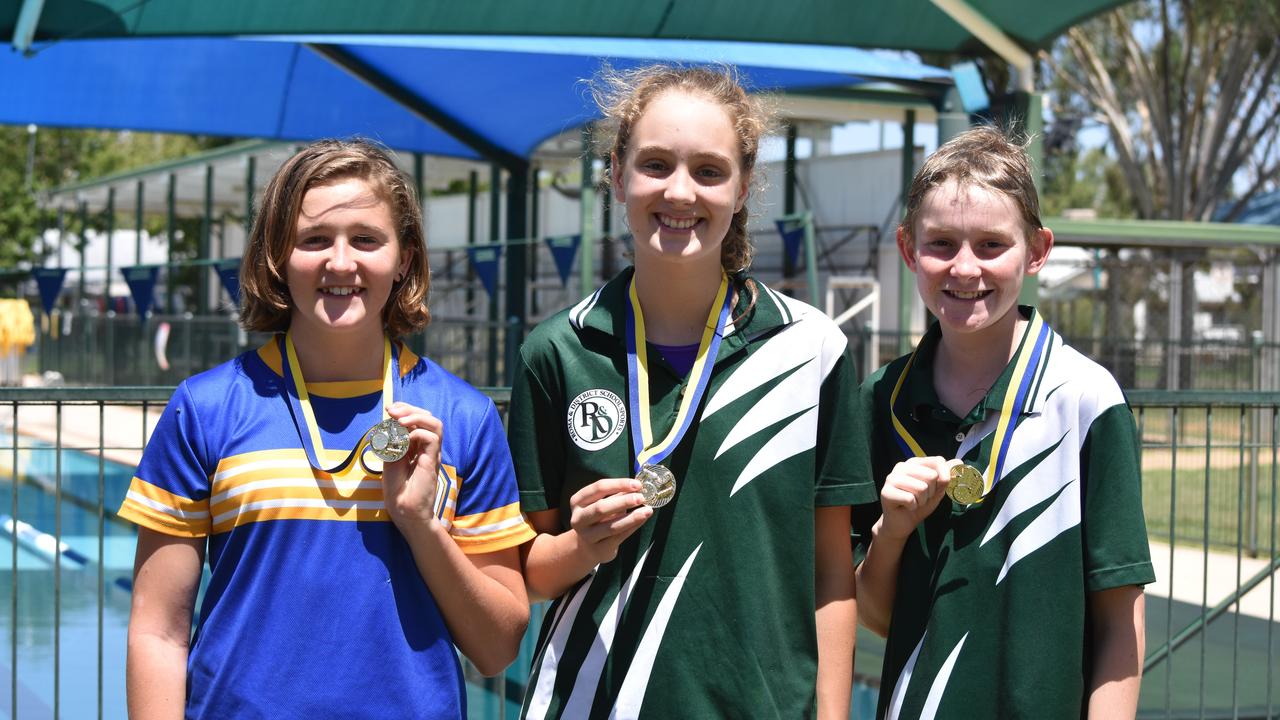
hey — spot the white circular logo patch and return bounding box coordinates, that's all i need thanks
[567,388,627,451]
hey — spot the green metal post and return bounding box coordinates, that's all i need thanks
[167,172,176,313]
[105,186,115,298]
[468,170,478,245]
[784,124,798,288]
[803,211,820,308]
[504,160,529,385]
[579,126,596,298]
[245,155,256,237]
[488,164,501,387]
[898,109,917,355]
[134,180,144,265]
[200,164,213,314]
[413,152,425,208]
[601,156,614,279]
[530,167,540,316]
[465,170,477,360]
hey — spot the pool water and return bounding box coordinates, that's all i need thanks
[1,445,137,720]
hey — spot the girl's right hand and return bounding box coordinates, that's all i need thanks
[568,478,653,565]
[878,457,959,541]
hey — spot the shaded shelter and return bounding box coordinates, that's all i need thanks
[4,0,1145,367]
[2,32,953,381]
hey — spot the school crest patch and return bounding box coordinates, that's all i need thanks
[567,388,627,451]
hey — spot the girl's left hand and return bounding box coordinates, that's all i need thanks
[380,401,443,530]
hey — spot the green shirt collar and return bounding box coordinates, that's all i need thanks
[898,306,1042,426]
[569,267,793,353]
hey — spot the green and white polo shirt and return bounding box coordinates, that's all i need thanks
[851,308,1155,719]
[510,268,876,719]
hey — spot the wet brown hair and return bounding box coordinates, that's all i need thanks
[901,125,1043,241]
[593,64,772,276]
[239,139,430,338]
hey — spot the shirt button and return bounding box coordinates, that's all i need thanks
[955,431,966,442]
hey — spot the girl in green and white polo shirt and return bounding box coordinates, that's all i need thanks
[510,65,875,719]
[854,126,1154,719]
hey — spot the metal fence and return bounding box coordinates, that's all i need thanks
[840,329,1280,395]
[2,387,1278,718]
[1130,391,1280,719]
[21,308,1280,394]
[30,312,513,388]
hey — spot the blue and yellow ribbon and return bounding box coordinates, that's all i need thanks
[279,331,398,477]
[889,311,1051,503]
[626,273,733,474]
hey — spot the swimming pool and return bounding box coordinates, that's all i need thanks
[1,442,136,720]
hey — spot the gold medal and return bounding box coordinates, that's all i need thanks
[367,418,410,463]
[947,464,985,506]
[636,464,677,508]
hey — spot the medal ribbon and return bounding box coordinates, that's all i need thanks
[279,331,397,476]
[889,311,1051,501]
[626,273,733,475]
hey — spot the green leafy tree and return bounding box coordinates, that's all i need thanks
[0,126,227,266]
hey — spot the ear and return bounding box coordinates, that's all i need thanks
[397,247,412,283]
[611,152,625,200]
[896,225,919,272]
[1024,227,1054,275]
[734,174,750,214]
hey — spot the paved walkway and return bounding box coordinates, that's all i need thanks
[0,401,160,469]
[1146,540,1280,621]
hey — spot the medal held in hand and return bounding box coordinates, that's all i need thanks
[946,464,984,506]
[637,463,677,508]
[368,418,410,463]
[626,273,733,511]
[280,332,408,477]
[888,310,1053,509]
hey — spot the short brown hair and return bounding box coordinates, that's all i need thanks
[593,64,772,274]
[901,125,1043,241]
[239,139,430,338]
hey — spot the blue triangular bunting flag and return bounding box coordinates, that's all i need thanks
[215,259,241,306]
[32,268,68,316]
[467,245,502,299]
[545,235,581,287]
[121,265,160,320]
[774,218,807,268]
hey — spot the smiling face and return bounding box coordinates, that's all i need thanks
[613,90,749,272]
[899,179,1052,340]
[285,176,409,345]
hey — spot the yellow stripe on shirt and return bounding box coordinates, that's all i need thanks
[451,501,535,554]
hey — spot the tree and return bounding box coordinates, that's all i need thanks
[1043,0,1280,222]
[0,126,226,266]
[1039,0,1278,387]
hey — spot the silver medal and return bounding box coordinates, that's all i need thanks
[368,418,410,463]
[636,463,677,509]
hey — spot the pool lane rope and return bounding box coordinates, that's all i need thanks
[0,513,89,567]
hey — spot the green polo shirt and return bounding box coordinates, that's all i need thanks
[852,308,1155,720]
[510,267,876,719]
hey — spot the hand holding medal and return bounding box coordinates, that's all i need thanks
[565,478,653,566]
[878,457,960,539]
[378,402,443,529]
